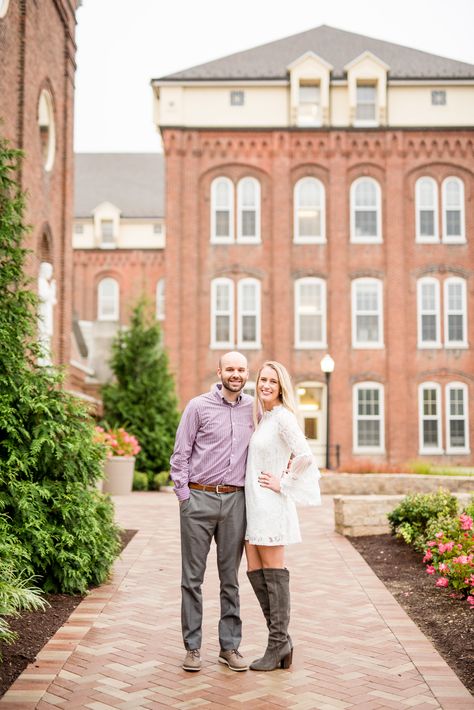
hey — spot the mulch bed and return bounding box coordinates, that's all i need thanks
[0,529,137,698]
[350,533,474,695]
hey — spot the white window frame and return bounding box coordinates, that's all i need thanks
[351,278,384,349]
[210,177,234,244]
[444,277,467,348]
[445,382,470,455]
[210,278,234,349]
[237,278,261,349]
[355,83,378,127]
[293,177,326,244]
[350,177,382,243]
[294,278,327,349]
[442,177,465,244]
[237,177,261,244]
[353,382,385,454]
[415,177,439,243]
[156,278,165,321]
[417,277,441,348]
[297,82,321,127]
[97,277,119,321]
[418,382,443,455]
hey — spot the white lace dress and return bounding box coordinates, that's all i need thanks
[245,405,321,546]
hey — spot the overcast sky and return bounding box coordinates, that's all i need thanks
[74,0,474,154]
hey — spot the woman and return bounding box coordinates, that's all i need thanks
[245,361,321,671]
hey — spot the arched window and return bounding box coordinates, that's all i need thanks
[418,382,442,454]
[211,177,234,243]
[417,277,441,348]
[445,382,469,454]
[38,89,55,172]
[97,278,119,321]
[294,178,325,243]
[352,278,383,348]
[211,278,234,347]
[415,177,438,242]
[237,278,261,348]
[350,177,382,242]
[156,279,165,321]
[294,278,326,348]
[444,277,467,347]
[237,177,260,243]
[442,177,465,243]
[353,382,385,453]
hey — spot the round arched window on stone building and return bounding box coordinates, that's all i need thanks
[0,0,10,18]
[38,89,56,171]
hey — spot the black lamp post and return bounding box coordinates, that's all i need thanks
[320,354,335,470]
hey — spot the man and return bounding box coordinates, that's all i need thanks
[170,352,254,672]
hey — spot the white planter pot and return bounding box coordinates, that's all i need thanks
[103,456,135,495]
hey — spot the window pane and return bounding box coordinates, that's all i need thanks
[299,211,320,237]
[421,314,437,341]
[356,284,378,311]
[447,282,462,309]
[241,210,256,237]
[355,181,376,207]
[241,283,256,310]
[446,210,461,236]
[445,180,460,206]
[450,420,465,448]
[241,315,256,342]
[216,211,230,237]
[358,420,380,447]
[299,180,320,206]
[299,85,320,103]
[300,314,322,342]
[215,284,229,310]
[304,418,318,439]
[355,211,377,237]
[101,220,114,242]
[300,283,320,309]
[450,389,464,416]
[419,180,435,207]
[421,283,436,310]
[423,420,438,446]
[358,389,380,416]
[423,389,437,416]
[216,181,230,207]
[420,210,435,236]
[215,315,230,342]
[448,314,463,341]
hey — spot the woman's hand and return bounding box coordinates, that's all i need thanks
[258,471,281,492]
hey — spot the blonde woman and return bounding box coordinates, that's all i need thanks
[244,361,321,671]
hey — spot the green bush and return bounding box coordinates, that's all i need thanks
[133,471,148,491]
[0,139,121,595]
[153,471,171,490]
[388,489,458,549]
[102,301,180,488]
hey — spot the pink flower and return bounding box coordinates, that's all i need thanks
[460,514,473,531]
[423,551,433,562]
[457,544,463,550]
[426,566,436,575]
[467,596,474,607]
[435,578,449,588]
[438,563,449,573]
[438,541,454,553]
[435,532,444,539]
[427,540,436,547]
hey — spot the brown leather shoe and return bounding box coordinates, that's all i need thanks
[182,648,201,671]
[218,649,248,671]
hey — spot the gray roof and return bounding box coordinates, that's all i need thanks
[74,153,165,218]
[156,25,474,82]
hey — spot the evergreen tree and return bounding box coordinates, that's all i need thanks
[102,300,180,483]
[0,139,120,594]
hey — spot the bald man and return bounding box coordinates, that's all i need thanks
[170,352,254,672]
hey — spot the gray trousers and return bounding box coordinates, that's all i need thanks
[179,488,246,651]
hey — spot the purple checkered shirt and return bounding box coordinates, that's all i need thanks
[170,384,254,501]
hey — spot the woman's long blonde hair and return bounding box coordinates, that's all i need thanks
[253,360,296,426]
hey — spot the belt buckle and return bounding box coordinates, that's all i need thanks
[215,484,224,494]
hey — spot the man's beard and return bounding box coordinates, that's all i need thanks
[221,375,245,393]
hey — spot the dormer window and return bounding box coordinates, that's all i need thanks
[298,83,320,126]
[356,83,377,122]
[100,219,115,247]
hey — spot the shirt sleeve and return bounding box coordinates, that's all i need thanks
[277,409,321,507]
[169,400,200,501]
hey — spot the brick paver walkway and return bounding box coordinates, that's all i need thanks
[1,492,473,710]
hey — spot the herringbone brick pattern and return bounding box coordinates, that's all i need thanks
[1,492,472,709]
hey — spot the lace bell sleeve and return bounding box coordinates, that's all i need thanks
[277,409,321,507]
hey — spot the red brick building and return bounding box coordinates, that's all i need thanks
[152,26,474,468]
[72,153,166,386]
[0,0,79,376]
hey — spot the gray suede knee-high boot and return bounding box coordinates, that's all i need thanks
[249,568,292,671]
[246,569,292,650]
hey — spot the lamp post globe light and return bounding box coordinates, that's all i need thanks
[320,354,335,470]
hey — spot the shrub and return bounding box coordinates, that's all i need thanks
[422,513,474,601]
[388,489,458,549]
[133,471,148,491]
[102,301,180,487]
[0,139,121,595]
[153,471,171,490]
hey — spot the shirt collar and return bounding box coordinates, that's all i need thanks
[214,382,242,405]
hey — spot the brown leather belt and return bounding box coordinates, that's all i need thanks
[189,482,244,494]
